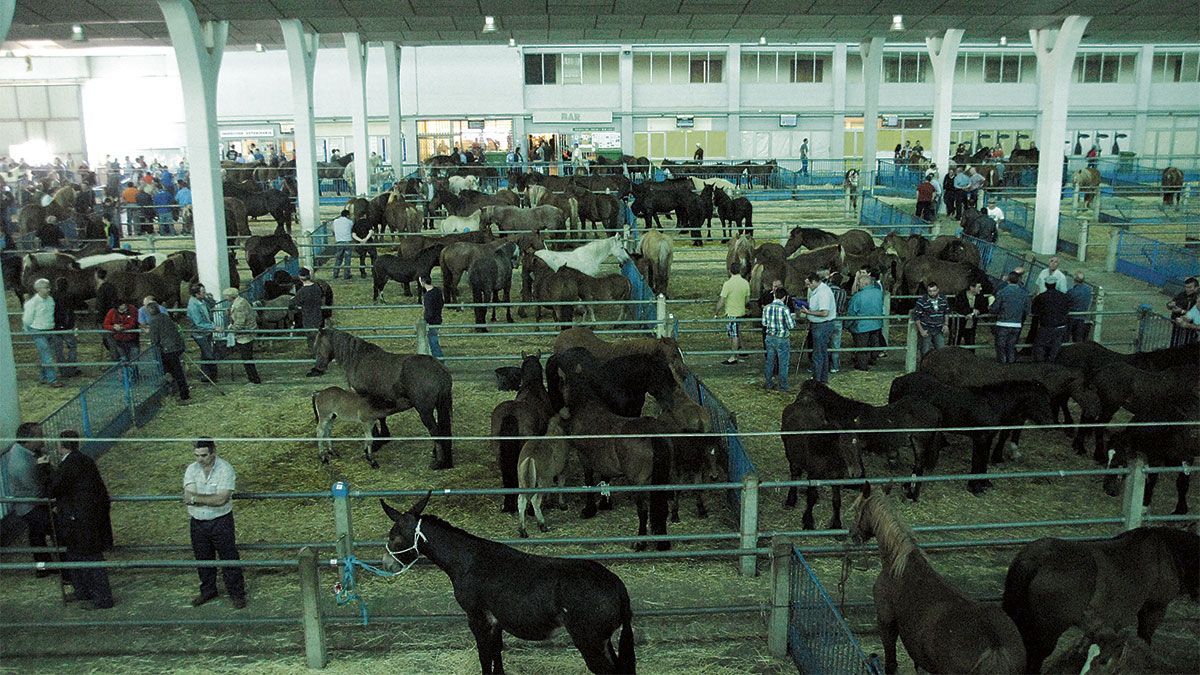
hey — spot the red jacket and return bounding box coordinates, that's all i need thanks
[103,308,139,342]
[916,182,936,202]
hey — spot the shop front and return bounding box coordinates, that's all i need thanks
[527,111,622,170]
[218,124,293,162]
[416,119,513,163]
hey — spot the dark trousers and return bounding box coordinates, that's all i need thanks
[851,330,883,370]
[105,336,139,362]
[1033,325,1067,362]
[916,200,935,222]
[24,506,55,565]
[160,350,190,400]
[943,191,956,218]
[357,246,378,278]
[64,551,115,608]
[1069,318,1089,343]
[950,318,978,346]
[994,326,1021,363]
[231,341,261,383]
[190,513,246,599]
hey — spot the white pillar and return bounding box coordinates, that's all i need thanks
[158,0,229,293]
[725,44,742,158]
[860,38,885,174]
[619,45,635,155]
[1031,16,1090,255]
[0,0,22,443]
[344,33,371,195]
[926,30,963,176]
[512,115,527,160]
[830,44,848,159]
[280,20,320,267]
[383,42,404,169]
[1131,45,1154,154]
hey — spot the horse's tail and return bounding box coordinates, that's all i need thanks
[311,392,320,423]
[970,647,1023,675]
[649,435,673,547]
[616,583,637,674]
[545,354,565,412]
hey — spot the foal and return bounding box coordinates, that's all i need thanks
[311,386,406,468]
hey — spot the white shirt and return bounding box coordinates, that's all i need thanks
[806,282,837,324]
[332,216,354,243]
[1034,268,1068,295]
[987,205,1004,222]
[22,294,55,330]
[184,456,237,520]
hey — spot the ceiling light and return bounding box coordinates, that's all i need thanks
[891,15,904,31]
[508,38,516,47]
[255,43,265,52]
[71,24,86,42]
[999,35,1008,46]
[482,16,497,33]
[759,36,766,45]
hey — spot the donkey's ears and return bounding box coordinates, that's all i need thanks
[381,499,404,522]
[410,490,433,516]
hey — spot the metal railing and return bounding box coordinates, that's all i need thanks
[1108,229,1200,289]
[780,545,879,674]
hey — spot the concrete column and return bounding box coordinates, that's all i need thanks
[279,20,320,266]
[1131,45,1154,154]
[158,0,229,293]
[830,44,848,159]
[344,33,371,195]
[512,115,527,160]
[725,44,741,158]
[926,30,963,176]
[860,37,885,173]
[1031,16,1090,255]
[383,42,404,169]
[0,0,22,443]
[399,47,419,164]
[402,119,418,166]
[619,45,634,154]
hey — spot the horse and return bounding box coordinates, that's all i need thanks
[781,389,861,530]
[557,267,630,325]
[629,181,690,229]
[712,188,753,241]
[1162,167,1184,205]
[553,327,687,384]
[372,244,444,303]
[1101,413,1200,515]
[492,355,555,514]
[1073,167,1102,208]
[637,229,674,297]
[395,229,492,261]
[1071,361,1198,463]
[899,255,991,296]
[221,197,252,237]
[547,347,680,418]
[534,236,631,277]
[725,234,754,281]
[880,232,927,263]
[380,495,636,673]
[448,174,480,195]
[440,239,499,304]
[436,210,484,235]
[468,240,520,330]
[1002,527,1199,673]
[1,252,24,304]
[849,483,1027,674]
[104,259,183,308]
[312,328,454,469]
[311,386,405,466]
[243,188,296,232]
[961,208,998,243]
[480,205,563,235]
[516,416,571,538]
[245,224,299,278]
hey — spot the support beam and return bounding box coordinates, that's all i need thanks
[725,44,741,158]
[158,0,229,293]
[1131,45,1154,154]
[279,20,320,268]
[830,43,848,160]
[344,33,371,195]
[0,0,21,449]
[1031,16,1090,255]
[383,42,404,169]
[619,45,635,155]
[926,29,963,178]
[860,37,885,177]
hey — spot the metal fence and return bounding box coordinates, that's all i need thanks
[1112,229,1200,289]
[1135,309,1179,352]
[681,371,758,509]
[964,235,1050,297]
[788,546,879,675]
[873,159,923,191]
[858,195,929,235]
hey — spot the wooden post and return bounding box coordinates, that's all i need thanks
[739,473,760,577]
[1105,229,1121,273]
[1077,218,1089,263]
[299,547,328,669]
[1121,457,1148,531]
[904,319,918,373]
[331,481,354,563]
[655,294,668,338]
[767,538,794,658]
[1092,287,1106,344]
[415,320,430,355]
[1092,189,1102,221]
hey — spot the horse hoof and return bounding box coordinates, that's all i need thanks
[697,508,708,519]
[368,461,380,470]
[631,541,647,552]
[656,541,672,552]
[538,523,550,533]
[670,514,680,524]
[518,529,529,539]
[783,501,796,510]
[430,461,452,471]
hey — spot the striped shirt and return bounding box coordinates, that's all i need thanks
[913,294,949,334]
[761,299,796,338]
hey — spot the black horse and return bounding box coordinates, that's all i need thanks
[712,186,753,241]
[546,347,679,417]
[245,224,299,278]
[313,328,453,469]
[960,207,997,242]
[372,244,444,303]
[468,240,519,331]
[491,354,554,513]
[1101,412,1199,515]
[629,181,690,229]
[223,181,296,232]
[381,495,636,673]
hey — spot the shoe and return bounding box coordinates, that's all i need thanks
[192,592,218,607]
[830,368,840,374]
[721,359,738,365]
[249,379,262,385]
[48,381,64,388]
[231,596,247,610]
[305,368,325,377]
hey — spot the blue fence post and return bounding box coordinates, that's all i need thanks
[332,481,355,563]
[79,393,93,438]
[121,364,136,427]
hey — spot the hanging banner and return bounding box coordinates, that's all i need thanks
[532,110,613,124]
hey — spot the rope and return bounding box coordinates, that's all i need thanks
[332,554,398,625]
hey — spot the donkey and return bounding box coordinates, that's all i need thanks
[516,416,571,538]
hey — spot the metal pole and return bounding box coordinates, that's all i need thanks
[767,538,793,658]
[655,294,668,338]
[331,481,354,563]
[1105,229,1120,273]
[738,473,760,577]
[1134,306,1149,353]
[1092,287,1106,343]
[122,364,137,426]
[298,547,328,669]
[904,319,918,373]
[1121,458,1147,530]
[415,320,430,356]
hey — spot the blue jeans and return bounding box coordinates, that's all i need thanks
[54,332,79,376]
[31,333,57,383]
[918,330,946,356]
[333,244,353,278]
[810,321,835,383]
[427,326,444,359]
[993,326,1020,363]
[764,335,791,390]
[830,320,843,371]
[159,218,175,235]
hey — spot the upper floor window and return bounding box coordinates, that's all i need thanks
[1074,53,1135,83]
[633,51,724,84]
[525,52,618,86]
[741,51,826,83]
[882,53,929,83]
[1152,52,1200,83]
[982,54,1026,83]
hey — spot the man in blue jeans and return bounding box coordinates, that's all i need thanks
[761,287,795,391]
[420,275,445,359]
[798,272,837,384]
[990,271,1030,363]
[22,278,62,387]
[331,209,354,280]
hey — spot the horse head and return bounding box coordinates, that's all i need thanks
[847,482,876,544]
[312,328,336,370]
[518,353,544,389]
[380,493,432,572]
[278,230,300,259]
[609,236,633,266]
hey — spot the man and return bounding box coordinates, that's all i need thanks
[103,300,140,362]
[145,301,191,405]
[37,215,64,250]
[571,142,587,176]
[694,143,705,162]
[175,180,192,211]
[52,278,82,378]
[827,271,848,374]
[845,270,884,371]
[1,422,55,571]
[121,182,140,236]
[37,431,115,609]
[912,281,949,355]
[798,272,837,384]
[137,294,158,327]
[986,202,1005,229]
[714,263,750,365]
[942,169,958,220]
[1033,256,1068,295]
[915,176,936,223]
[23,278,62,387]
[295,270,326,375]
[965,167,986,210]
[223,288,261,384]
[799,138,809,176]
[1066,272,1093,343]
[420,275,445,359]
[331,209,354,280]
[990,271,1030,364]
[351,213,377,279]
[187,284,219,383]
[1167,277,1199,347]
[184,439,247,609]
[761,287,796,391]
[152,182,175,235]
[949,281,989,346]
[1031,278,1072,362]
[952,167,970,219]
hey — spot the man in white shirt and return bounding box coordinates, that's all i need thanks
[331,209,354,280]
[184,438,247,609]
[986,203,1005,228]
[798,272,837,384]
[22,278,61,387]
[1033,256,1068,295]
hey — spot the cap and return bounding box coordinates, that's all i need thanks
[299,268,311,279]
[222,287,239,298]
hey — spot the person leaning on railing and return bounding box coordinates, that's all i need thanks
[989,270,1030,364]
[22,278,62,387]
[222,287,262,385]
[1168,277,1199,347]
[187,283,219,383]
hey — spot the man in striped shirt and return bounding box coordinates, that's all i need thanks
[913,281,949,355]
[761,287,796,391]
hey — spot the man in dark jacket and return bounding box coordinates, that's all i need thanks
[145,301,190,404]
[296,269,327,376]
[1030,278,1072,362]
[420,274,444,359]
[52,278,82,378]
[37,431,115,609]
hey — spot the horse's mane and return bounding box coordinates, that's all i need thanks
[863,493,926,580]
[328,328,384,362]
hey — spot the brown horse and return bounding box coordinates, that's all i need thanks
[900,255,990,296]
[1162,167,1184,205]
[523,254,580,325]
[725,234,754,280]
[560,267,630,325]
[553,327,686,381]
[1003,527,1199,673]
[850,484,1026,674]
[491,354,554,514]
[781,389,861,530]
[395,229,491,261]
[637,229,674,297]
[880,232,927,263]
[1073,167,1102,207]
[312,328,454,469]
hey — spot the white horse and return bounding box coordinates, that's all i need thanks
[76,252,166,273]
[534,235,632,277]
[689,176,738,197]
[449,174,480,195]
[436,209,483,234]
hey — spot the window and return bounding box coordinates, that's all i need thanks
[882,53,929,83]
[524,53,557,85]
[1075,53,1132,83]
[790,56,823,83]
[526,52,617,86]
[982,54,1023,83]
[632,51,724,84]
[742,51,825,83]
[1152,52,1200,83]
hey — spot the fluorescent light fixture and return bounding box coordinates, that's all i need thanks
[508,38,516,47]
[71,24,86,42]
[482,16,497,33]
[255,43,265,52]
[891,15,904,31]
[999,35,1008,46]
[759,36,766,45]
